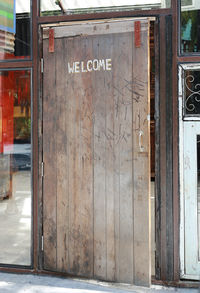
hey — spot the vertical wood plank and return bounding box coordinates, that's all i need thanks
[104,36,116,281]
[67,37,82,275]
[79,36,94,277]
[132,23,151,286]
[114,32,134,283]
[56,38,69,272]
[113,34,121,282]
[93,34,107,279]
[67,37,94,276]
[66,37,75,274]
[43,39,57,270]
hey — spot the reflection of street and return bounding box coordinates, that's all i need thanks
[0,154,10,199]
[5,143,31,171]
[0,171,31,265]
[10,143,31,155]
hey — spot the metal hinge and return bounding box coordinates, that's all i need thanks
[41,162,44,177]
[41,235,44,251]
[41,58,44,73]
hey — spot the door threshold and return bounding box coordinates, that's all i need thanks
[151,277,200,289]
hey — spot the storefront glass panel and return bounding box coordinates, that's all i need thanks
[0,69,32,266]
[40,0,171,16]
[0,0,31,60]
[181,0,200,53]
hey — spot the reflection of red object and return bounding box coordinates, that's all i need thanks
[0,70,30,153]
[0,71,14,153]
[0,52,26,60]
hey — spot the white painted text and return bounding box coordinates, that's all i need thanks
[68,59,112,74]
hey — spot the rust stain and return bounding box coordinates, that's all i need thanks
[134,21,141,48]
[49,28,55,53]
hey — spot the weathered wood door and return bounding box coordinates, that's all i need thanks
[42,19,151,286]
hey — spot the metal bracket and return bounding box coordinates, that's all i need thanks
[41,235,44,251]
[41,162,44,177]
[41,58,44,73]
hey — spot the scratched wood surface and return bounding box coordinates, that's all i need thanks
[42,19,150,285]
[43,39,57,270]
[132,25,151,286]
[55,38,69,272]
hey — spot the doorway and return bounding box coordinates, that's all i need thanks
[41,18,152,286]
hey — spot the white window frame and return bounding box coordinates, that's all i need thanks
[181,0,200,11]
[179,63,200,280]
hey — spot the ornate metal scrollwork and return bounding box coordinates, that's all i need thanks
[185,74,200,113]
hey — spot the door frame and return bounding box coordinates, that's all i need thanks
[37,14,177,283]
[179,63,200,280]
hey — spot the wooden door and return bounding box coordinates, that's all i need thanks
[42,19,151,286]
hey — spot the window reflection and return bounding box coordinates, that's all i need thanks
[0,0,30,60]
[181,1,200,53]
[0,70,31,266]
[40,0,171,16]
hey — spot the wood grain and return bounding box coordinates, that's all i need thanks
[93,34,107,279]
[43,39,57,270]
[42,19,151,286]
[56,38,69,272]
[132,24,151,286]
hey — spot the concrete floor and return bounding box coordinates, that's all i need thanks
[0,273,199,293]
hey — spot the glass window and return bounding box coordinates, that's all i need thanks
[40,0,171,16]
[183,69,200,117]
[181,0,200,53]
[0,69,32,266]
[0,0,31,60]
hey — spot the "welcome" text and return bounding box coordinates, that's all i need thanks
[68,59,112,74]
